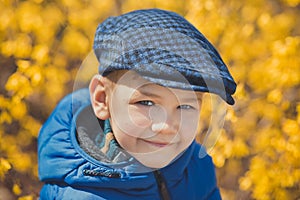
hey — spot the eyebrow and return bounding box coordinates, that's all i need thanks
[181,97,202,102]
[132,90,161,99]
[133,88,202,103]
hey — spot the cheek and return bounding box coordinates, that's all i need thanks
[112,128,135,151]
[128,106,152,128]
[111,105,152,138]
[179,113,199,138]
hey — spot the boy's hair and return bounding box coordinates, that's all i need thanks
[93,9,236,105]
[105,70,132,83]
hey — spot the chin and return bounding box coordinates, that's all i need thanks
[141,159,170,169]
[132,152,178,169]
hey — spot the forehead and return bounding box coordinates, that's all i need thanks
[112,70,203,100]
[137,83,202,100]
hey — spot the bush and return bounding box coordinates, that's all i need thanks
[0,0,299,199]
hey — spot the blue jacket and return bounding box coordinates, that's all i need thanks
[38,88,222,200]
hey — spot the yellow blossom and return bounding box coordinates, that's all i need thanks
[0,158,12,180]
[13,183,22,196]
[1,0,300,199]
[18,195,34,200]
[61,28,90,58]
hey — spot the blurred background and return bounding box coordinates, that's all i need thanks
[0,0,299,199]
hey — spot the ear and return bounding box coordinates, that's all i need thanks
[89,74,110,120]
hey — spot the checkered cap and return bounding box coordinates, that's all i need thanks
[93,9,236,105]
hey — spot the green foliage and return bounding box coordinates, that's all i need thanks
[0,0,299,199]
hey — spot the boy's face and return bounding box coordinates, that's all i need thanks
[91,71,202,169]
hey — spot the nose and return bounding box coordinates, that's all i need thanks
[149,105,179,135]
[151,121,178,135]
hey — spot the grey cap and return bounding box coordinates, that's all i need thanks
[93,9,236,105]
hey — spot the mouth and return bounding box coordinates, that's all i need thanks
[142,139,170,148]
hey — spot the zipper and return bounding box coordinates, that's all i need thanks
[154,170,171,200]
[83,169,121,178]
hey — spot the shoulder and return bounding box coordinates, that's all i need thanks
[189,143,217,180]
[38,88,91,181]
[186,143,222,199]
[38,88,90,149]
[40,184,107,200]
[55,88,90,114]
[190,143,215,170]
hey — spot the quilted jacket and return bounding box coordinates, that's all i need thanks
[38,88,221,200]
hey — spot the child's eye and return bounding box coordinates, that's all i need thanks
[137,100,155,106]
[178,105,194,110]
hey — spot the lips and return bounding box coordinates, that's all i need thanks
[142,139,170,147]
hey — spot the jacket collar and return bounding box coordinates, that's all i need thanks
[75,104,195,177]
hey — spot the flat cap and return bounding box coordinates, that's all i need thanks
[93,9,236,105]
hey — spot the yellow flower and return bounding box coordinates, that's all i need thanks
[286,0,300,6]
[282,119,299,136]
[9,97,27,120]
[239,176,252,191]
[9,151,32,173]
[61,28,90,58]
[231,139,250,158]
[13,183,22,196]
[16,1,42,33]
[267,89,282,104]
[0,158,12,180]
[5,72,32,98]
[0,6,14,31]
[31,45,49,64]
[18,195,34,200]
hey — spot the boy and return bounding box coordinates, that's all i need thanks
[38,9,236,199]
